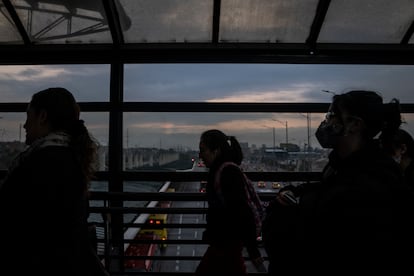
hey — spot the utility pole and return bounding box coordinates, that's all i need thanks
[274,119,288,147]
[307,113,311,150]
[262,125,275,152]
[300,113,311,151]
[126,128,129,149]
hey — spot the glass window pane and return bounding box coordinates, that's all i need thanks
[124,64,414,103]
[122,111,414,172]
[123,112,327,172]
[0,64,110,102]
[0,112,108,170]
[83,112,109,172]
[319,0,414,43]
[120,0,213,43]
[0,4,24,44]
[220,0,319,43]
[0,113,25,170]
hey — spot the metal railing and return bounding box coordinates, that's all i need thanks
[88,171,320,275]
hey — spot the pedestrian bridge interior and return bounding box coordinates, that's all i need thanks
[0,0,413,275]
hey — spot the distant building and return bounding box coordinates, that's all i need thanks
[263,148,288,160]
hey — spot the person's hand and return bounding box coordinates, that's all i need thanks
[276,190,298,206]
[252,256,267,272]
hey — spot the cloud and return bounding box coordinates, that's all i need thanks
[2,63,414,150]
[0,66,69,81]
[207,88,311,102]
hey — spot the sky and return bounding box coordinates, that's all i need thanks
[1,63,414,150]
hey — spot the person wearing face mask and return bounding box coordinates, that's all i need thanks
[264,90,414,274]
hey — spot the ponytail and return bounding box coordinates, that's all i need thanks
[200,129,244,165]
[228,136,243,165]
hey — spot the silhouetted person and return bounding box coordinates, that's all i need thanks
[0,87,109,276]
[195,129,265,275]
[263,90,413,274]
[380,128,414,190]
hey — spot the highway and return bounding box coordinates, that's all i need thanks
[153,178,269,273]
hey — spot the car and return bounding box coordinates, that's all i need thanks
[257,181,266,188]
[272,182,282,189]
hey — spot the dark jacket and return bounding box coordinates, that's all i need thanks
[204,161,257,249]
[0,146,107,276]
[296,142,413,271]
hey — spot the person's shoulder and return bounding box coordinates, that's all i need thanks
[220,161,239,169]
[361,145,399,172]
[220,162,242,175]
[372,153,401,174]
[30,146,77,166]
[217,162,245,188]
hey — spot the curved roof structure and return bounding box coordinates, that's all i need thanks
[0,0,413,64]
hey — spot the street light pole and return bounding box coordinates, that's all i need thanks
[262,125,275,152]
[273,119,288,148]
[307,113,311,150]
[285,121,288,146]
[299,113,312,151]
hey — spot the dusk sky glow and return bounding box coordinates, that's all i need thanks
[1,64,414,150]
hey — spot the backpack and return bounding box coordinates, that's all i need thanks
[214,161,264,237]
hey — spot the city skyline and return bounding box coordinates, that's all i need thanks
[1,64,414,149]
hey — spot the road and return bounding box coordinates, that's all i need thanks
[153,179,268,273]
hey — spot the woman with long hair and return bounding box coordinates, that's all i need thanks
[0,87,108,276]
[195,129,265,275]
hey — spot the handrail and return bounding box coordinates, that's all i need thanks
[0,167,323,274]
[87,171,321,275]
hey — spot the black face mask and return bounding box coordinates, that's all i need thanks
[315,120,344,148]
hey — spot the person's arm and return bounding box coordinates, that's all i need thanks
[246,244,266,272]
[220,166,267,272]
[279,181,320,197]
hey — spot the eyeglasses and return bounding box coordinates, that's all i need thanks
[325,111,362,123]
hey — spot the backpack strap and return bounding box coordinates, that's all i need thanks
[214,161,239,191]
[214,162,264,236]
[213,162,237,204]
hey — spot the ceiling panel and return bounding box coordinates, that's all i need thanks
[318,0,414,43]
[10,0,112,44]
[0,0,412,64]
[220,0,319,43]
[120,0,213,43]
[0,3,23,43]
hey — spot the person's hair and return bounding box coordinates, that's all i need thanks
[381,128,414,159]
[30,87,98,184]
[200,129,243,165]
[331,90,401,140]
